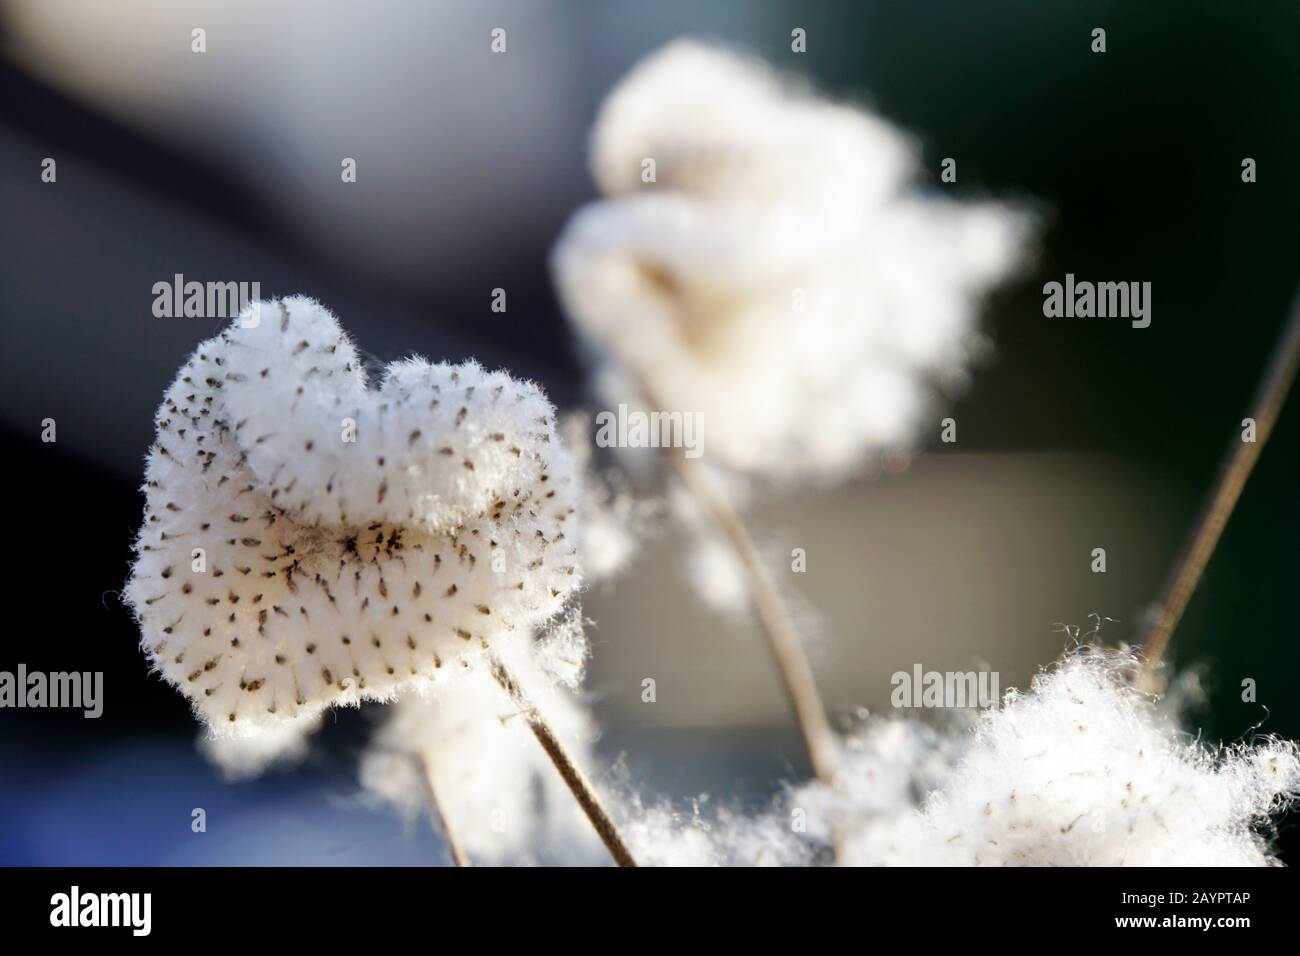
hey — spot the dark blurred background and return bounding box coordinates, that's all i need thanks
[1,0,1296,865]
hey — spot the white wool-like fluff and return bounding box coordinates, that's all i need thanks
[199,712,322,780]
[560,413,658,586]
[802,649,1300,866]
[126,296,581,736]
[683,532,750,617]
[618,797,812,868]
[589,40,912,212]
[362,640,603,865]
[553,40,1031,481]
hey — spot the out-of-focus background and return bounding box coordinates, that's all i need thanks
[1,1,1297,864]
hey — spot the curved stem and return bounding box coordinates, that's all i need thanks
[659,445,840,784]
[417,752,470,867]
[489,653,639,867]
[1138,290,1300,689]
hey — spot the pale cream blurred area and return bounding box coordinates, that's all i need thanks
[0,0,780,291]
[2,0,587,284]
[585,451,1184,731]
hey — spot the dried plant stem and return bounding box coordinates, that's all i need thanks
[489,653,639,867]
[1139,291,1300,689]
[628,370,839,785]
[658,445,840,783]
[417,753,470,867]
[657,440,850,863]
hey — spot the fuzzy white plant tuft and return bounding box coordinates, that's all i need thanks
[560,413,658,586]
[800,648,1300,866]
[553,40,1033,482]
[125,296,581,736]
[199,712,322,780]
[617,796,813,868]
[362,638,602,864]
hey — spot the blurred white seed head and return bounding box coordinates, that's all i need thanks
[589,40,913,211]
[561,413,659,585]
[802,648,1300,866]
[665,463,758,615]
[554,40,1034,482]
[199,712,322,781]
[362,638,603,865]
[618,797,813,867]
[125,296,581,737]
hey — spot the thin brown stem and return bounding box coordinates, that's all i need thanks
[416,752,470,867]
[655,426,850,864]
[1138,291,1300,690]
[489,653,638,867]
[625,374,839,783]
[659,444,840,784]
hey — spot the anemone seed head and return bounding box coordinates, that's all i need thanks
[554,40,1034,482]
[125,296,581,737]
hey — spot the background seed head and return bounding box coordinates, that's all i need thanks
[554,40,1034,483]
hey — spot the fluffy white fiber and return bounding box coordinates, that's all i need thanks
[561,413,657,585]
[801,648,1300,866]
[553,40,1032,482]
[362,639,603,865]
[617,795,812,868]
[619,648,1300,867]
[199,712,322,780]
[126,296,581,736]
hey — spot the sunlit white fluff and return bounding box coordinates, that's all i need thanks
[617,797,813,868]
[362,638,603,865]
[800,648,1300,866]
[561,413,658,586]
[199,712,322,780]
[125,296,581,737]
[553,40,1032,482]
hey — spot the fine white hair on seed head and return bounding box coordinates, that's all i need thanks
[559,412,659,586]
[797,647,1300,866]
[125,296,581,737]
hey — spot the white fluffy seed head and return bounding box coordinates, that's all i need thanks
[589,39,913,212]
[804,648,1300,866]
[554,40,1033,482]
[125,296,581,737]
